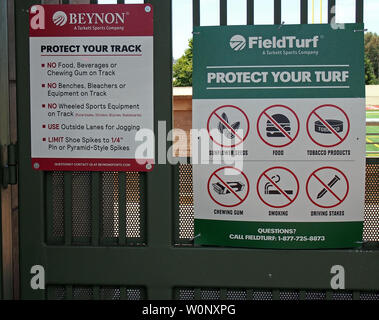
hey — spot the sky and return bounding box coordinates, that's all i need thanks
[99,0,379,59]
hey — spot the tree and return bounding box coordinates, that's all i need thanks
[173,38,193,87]
[365,56,377,85]
[365,32,379,79]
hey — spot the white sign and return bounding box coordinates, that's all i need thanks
[29,4,154,171]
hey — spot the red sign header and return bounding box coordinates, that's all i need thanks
[29,4,153,37]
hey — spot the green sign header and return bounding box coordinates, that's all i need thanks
[193,23,364,99]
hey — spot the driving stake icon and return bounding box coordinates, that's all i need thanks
[317,175,340,199]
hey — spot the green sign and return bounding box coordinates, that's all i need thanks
[193,24,365,249]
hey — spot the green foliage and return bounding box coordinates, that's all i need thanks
[365,32,379,80]
[365,56,377,85]
[173,38,193,87]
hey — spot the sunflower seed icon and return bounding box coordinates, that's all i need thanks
[218,112,240,139]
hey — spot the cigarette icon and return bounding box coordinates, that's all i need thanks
[317,175,340,199]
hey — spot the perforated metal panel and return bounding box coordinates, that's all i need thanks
[46,170,145,246]
[47,285,145,300]
[101,172,120,242]
[251,290,273,300]
[226,290,247,300]
[101,287,121,300]
[177,289,195,300]
[364,164,379,241]
[126,288,144,300]
[125,172,142,239]
[72,173,92,244]
[47,286,66,300]
[279,291,300,300]
[51,172,64,241]
[201,289,220,300]
[304,291,326,300]
[331,291,353,300]
[178,164,194,241]
[360,292,379,300]
[73,286,93,300]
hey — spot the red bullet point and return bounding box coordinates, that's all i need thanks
[42,138,46,141]
[41,64,45,67]
[42,84,45,88]
[42,125,46,128]
[42,104,45,108]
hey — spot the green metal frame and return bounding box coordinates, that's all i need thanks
[14,0,379,300]
[0,0,11,300]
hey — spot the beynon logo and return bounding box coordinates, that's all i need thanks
[230,35,246,51]
[53,11,68,27]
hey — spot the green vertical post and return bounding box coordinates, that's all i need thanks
[193,0,200,27]
[16,0,47,299]
[300,0,308,24]
[144,0,173,300]
[274,0,281,25]
[220,0,227,26]
[328,0,336,24]
[355,0,363,23]
[0,0,9,300]
[247,0,254,25]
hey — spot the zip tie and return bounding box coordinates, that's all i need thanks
[278,21,285,29]
[192,31,200,35]
[354,29,367,32]
[191,233,201,240]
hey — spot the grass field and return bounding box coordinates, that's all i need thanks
[366,110,379,157]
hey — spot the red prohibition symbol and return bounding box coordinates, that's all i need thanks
[306,166,349,209]
[207,166,250,207]
[256,166,299,208]
[257,104,300,148]
[207,105,250,148]
[306,104,350,148]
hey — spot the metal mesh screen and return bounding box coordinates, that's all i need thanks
[304,291,326,300]
[72,172,92,244]
[126,288,144,300]
[364,163,379,241]
[47,170,144,246]
[101,287,121,300]
[125,172,142,239]
[101,172,119,241]
[279,291,300,300]
[177,289,195,300]
[51,172,64,241]
[178,164,194,240]
[175,288,379,300]
[360,292,379,300]
[201,289,220,300]
[73,286,93,300]
[47,285,145,300]
[47,286,66,300]
[226,290,247,300]
[251,290,273,300]
[331,291,353,300]
[100,172,144,245]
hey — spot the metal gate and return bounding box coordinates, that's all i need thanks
[5,0,379,300]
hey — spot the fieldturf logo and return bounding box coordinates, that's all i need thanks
[52,11,68,27]
[230,35,246,51]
